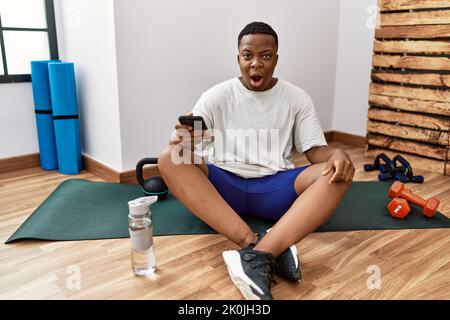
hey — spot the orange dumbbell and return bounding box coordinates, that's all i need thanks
[387,198,411,219]
[388,181,440,218]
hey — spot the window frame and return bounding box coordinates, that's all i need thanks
[0,0,59,83]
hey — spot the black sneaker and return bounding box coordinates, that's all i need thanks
[222,247,276,300]
[257,230,301,282]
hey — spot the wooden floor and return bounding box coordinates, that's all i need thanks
[0,142,449,300]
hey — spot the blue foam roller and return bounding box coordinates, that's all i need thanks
[31,60,60,111]
[48,62,78,116]
[34,114,58,170]
[30,60,60,170]
[53,118,82,175]
[48,62,83,174]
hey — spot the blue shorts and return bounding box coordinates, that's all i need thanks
[206,162,310,221]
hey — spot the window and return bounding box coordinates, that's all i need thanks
[0,0,58,83]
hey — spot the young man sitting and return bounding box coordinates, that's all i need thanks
[158,21,354,300]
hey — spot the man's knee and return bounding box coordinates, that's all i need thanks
[309,163,328,180]
[158,145,177,175]
[294,163,327,195]
[158,145,208,176]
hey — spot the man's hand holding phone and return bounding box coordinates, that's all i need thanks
[169,112,210,151]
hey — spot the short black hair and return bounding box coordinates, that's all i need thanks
[238,21,278,48]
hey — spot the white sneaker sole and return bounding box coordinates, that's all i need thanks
[222,250,263,300]
[288,245,301,282]
[289,244,299,269]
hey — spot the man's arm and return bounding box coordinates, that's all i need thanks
[304,146,355,184]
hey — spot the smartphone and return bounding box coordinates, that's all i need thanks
[178,115,208,130]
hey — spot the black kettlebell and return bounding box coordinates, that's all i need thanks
[136,157,168,200]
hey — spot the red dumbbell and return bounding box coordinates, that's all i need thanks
[387,198,411,219]
[388,181,440,218]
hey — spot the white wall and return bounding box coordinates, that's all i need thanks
[113,0,341,170]
[0,83,38,158]
[52,0,123,170]
[333,0,376,136]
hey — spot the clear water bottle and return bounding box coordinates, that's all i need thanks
[128,196,158,276]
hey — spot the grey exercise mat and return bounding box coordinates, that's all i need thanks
[5,179,450,244]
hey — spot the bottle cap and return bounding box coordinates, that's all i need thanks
[128,196,158,216]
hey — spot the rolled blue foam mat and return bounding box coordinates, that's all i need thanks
[48,62,82,174]
[53,118,82,174]
[34,113,58,170]
[48,62,78,116]
[30,60,60,170]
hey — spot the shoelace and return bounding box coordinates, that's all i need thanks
[242,251,277,285]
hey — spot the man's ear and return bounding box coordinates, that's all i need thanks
[237,54,240,64]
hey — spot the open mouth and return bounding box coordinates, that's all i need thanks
[250,75,263,86]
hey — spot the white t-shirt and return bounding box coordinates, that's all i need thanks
[192,77,327,178]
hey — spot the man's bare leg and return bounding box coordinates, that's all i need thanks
[158,145,257,248]
[254,163,352,257]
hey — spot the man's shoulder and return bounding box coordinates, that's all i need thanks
[201,78,237,98]
[278,79,313,109]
